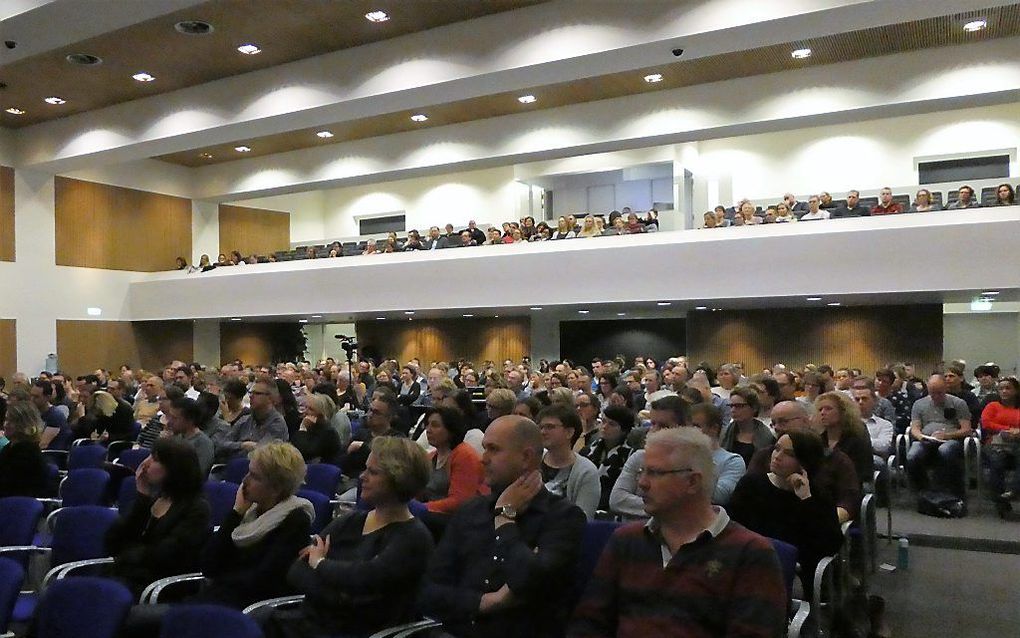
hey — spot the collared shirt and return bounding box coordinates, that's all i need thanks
[646,506,730,568]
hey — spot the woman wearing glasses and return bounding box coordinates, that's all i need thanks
[719,387,776,466]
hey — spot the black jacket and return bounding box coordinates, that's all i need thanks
[419,488,586,638]
[0,440,52,498]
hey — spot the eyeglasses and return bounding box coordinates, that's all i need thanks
[728,402,749,408]
[250,390,271,396]
[637,467,694,478]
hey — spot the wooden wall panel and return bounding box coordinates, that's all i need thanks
[0,320,15,382]
[355,317,530,366]
[218,204,290,258]
[54,177,192,272]
[686,305,943,376]
[56,320,194,378]
[220,322,279,367]
[0,167,14,262]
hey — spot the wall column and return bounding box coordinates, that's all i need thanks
[193,320,221,368]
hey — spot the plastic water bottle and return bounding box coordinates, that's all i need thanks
[897,538,909,571]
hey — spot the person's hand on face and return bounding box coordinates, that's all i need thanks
[787,469,812,500]
[234,480,254,514]
[495,469,543,513]
[135,457,153,496]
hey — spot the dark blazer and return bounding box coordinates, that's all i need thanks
[105,493,211,596]
[397,381,422,406]
[419,488,586,638]
[291,423,342,464]
[831,204,871,218]
[195,507,312,608]
[0,440,52,498]
[78,399,136,441]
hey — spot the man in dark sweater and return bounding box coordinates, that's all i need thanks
[420,415,585,638]
[831,189,871,218]
[569,427,786,638]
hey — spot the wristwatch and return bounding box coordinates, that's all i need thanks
[494,504,518,521]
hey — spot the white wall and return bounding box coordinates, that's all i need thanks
[303,323,357,363]
[943,312,1020,377]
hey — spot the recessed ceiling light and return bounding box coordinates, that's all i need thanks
[578,310,590,314]
[175,20,215,35]
[518,94,536,104]
[494,315,500,318]
[237,44,262,55]
[827,302,841,307]
[66,53,102,66]
[44,96,67,105]
[311,315,322,318]
[617,312,626,316]
[644,73,663,83]
[365,10,390,22]
[981,290,1000,296]
[234,145,252,153]
[410,114,428,122]
[199,152,213,159]
[791,48,812,59]
[298,319,308,323]
[5,107,25,115]
[315,131,334,138]
[529,307,543,311]
[657,301,672,306]
[462,314,474,318]
[404,310,415,315]
[806,297,823,301]
[963,18,987,32]
[132,72,156,82]
[376,317,385,320]
[230,317,242,321]
[695,306,708,310]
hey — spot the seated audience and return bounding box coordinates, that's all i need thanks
[870,187,902,215]
[993,183,1015,206]
[0,402,51,497]
[537,403,601,520]
[267,438,434,638]
[973,363,1001,404]
[583,405,634,511]
[573,392,601,454]
[551,216,576,240]
[219,380,289,461]
[397,365,422,406]
[689,403,745,506]
[569,427,786,638]
[134,376,163,424]
[31,380,71,450]
[420,416,586,638]
[78,389,135,441]
[290,393,342,464]
[220,378,251,426]
[137,385,182,449]
[831,189,870,218]
[944,364,982,424]
[981,377,1020,507]
[729,429,843,596]
[852,385,894,460]
[906,374,972,497]
[421,406,488,514]
[275,379,303,438]
[909,188,939,212]
[719,387,776,465]
[105,438,211,597]
[947,185,981,209]
[168,396,216,476]
[799,194,830,220]
[815,391,874,490]
[343,393,405,478]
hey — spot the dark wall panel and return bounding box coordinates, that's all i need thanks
[560,319,686,366]
[356,318,530,366]
[56,320,194,378]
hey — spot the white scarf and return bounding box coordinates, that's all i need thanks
[231,495,315,548]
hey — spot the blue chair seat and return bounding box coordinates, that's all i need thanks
[12,592,37,624]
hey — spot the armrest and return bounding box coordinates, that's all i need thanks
[813,555,838,609]
[35,498,62,507]
[788,599,811,638]
[0,546,49,556]
[140,572,205,604]
[208,464,226,480]
[367,619,442,638]
[45,557,114,587]
[242,594,305,616]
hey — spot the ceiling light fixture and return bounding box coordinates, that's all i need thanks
[981,290,1000,296]
[410,114,428,122]
[311,315,323,318]
[315,131,334,138]
[230,317,242,321]
[132,72,156,82]
[827,302,841,307]
[529,306,543,311]
[517,94,536,104]
[806,296,823,301]
[791,48,812,59]
[462,314,474,318]
[66,53,102,66]
[963,18,987,32]
[695,306,708,310]
[376,317,385,320]
[175,20,214,35]
[44,96,67,105]
[404,310,415,315]
[199,152,213,159]
[234,145,252,152]
[365,10,390,22]
[656,301,671,306]
[86,307,102,316]
[237,44,262,55]
[5,107,25,115]
[298,319,308,323]
[617,312,627,316]
[578,310,590,314]
[644,73,663,83]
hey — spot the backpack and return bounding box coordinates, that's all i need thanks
[917,490,967,518]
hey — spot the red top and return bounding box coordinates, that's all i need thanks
[426,442,489,514]
[870,202,902,215]
[980,401,1020,440]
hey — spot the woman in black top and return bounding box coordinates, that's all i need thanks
[291,394,341,464]
[729,430,843,596]
[105,438,210,597]
[0,402,52,497]
[719,387,776,465]
[267,437,434,638]
[274,379,302,439]
[396,366,422,407]
[582,405,634,511]
[815,391,874,487]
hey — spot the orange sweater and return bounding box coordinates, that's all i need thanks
[426,442,489,514]
[980,401,1020,440]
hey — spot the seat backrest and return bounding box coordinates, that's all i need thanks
[115,448,151,470]
[35,576,133,638]
[0,557,25,633]
[118,476,138,513]
[68,444,108,471]
[222,458,250,485]
[61,468,111,507]
[50,506,119,567]
[573,520,621,603]
[160,604,262,638]
[0,496,45,546]
[203,481,240,529]
[768,537,798,604]
[295,488,331,535]
[303,463,341,498]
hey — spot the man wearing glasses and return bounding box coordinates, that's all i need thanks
[570,427,786,638]
[219,380,288,461]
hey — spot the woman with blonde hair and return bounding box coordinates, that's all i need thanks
[577,216,599,238]
[85,389,135,441]
[0,402,50,497]
[815,391,874,486]
[551,216,576,240]
[292,393,341,463]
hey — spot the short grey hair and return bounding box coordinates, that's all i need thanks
[645,427,717,500]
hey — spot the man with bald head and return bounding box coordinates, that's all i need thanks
[906,375,972,497]
[420,415,586,638]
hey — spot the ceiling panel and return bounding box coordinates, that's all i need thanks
[0,0,545,127]
[153,5,1020,167]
